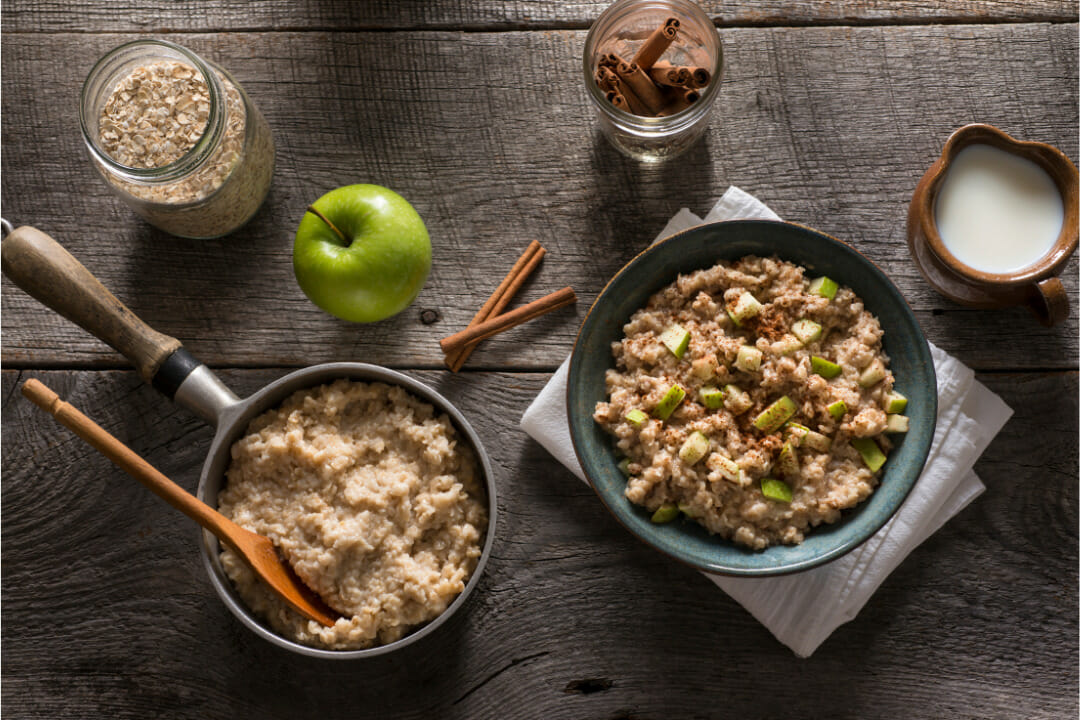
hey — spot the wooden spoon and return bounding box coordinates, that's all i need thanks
[21,378,339,628]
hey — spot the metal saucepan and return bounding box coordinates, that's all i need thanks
[1,224,497,659]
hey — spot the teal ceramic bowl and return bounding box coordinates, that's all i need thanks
[567,220,936,576]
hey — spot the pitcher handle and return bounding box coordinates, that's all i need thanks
[1029,276,1069,327]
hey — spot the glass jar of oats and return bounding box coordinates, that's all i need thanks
[80,39,274,239]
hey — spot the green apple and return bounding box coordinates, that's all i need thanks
[293,184,432,322]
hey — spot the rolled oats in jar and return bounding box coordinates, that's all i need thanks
[80,39,274,239]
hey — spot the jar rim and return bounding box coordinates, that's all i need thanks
[583,0,723,130]
[80,38,228,184]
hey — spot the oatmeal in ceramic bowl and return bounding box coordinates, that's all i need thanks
[592,255,912,550]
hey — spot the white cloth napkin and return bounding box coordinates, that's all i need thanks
[520,187,1013,657]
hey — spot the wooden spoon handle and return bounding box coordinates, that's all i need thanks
[1,225,181,382]
[21,378,234,539]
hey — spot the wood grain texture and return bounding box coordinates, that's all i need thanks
[2,25,1077,371]
[2,368,1075,719]
[0,0,1076,33]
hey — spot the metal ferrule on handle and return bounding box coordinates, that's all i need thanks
[0,223,241,422]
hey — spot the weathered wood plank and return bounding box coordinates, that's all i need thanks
[0,0,1076,33]
[1,368,1076,719]
[2,25,1077,371]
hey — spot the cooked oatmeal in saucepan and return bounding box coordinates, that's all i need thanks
[218,379,487,650]
[593,256,910,549]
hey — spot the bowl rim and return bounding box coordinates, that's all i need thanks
[197,362,498,659]
[567,219,936,576]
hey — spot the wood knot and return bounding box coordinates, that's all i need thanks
[564,677,613,695]
[420,309,441,325]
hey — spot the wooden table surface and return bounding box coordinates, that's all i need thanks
[2,2,1077,718]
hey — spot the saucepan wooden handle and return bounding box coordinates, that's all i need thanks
[0,225,181,382]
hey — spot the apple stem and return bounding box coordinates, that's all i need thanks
[306,205,348,245]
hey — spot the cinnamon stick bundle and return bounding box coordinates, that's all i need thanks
[593,17,712,118]
[632,16,680,70]
[440,287,577,358]
[444,241,545,372]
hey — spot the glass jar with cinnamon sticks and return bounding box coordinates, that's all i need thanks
[584,0,722,161]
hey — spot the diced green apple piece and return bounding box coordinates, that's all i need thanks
[678,431,710,465]
[729,291,763,324]
[734,345,763,373]
[659,324,690,359]
[708,453,742,484]
[791,319,823,344]
[811,355,843,379]
[723,385,754,415]
[803,430,833,452]
[885,391,908,414]
[784,422,831,452]
[760,478,792,503]
[777,442,799,476]
[752,395,797,433]
[773,335,804,356]
[784,422,810,446]
[677,502,697,517]
[885,414,909,433]
[618,458,632,475]
[826,400,848,419]
[625,409,649,427]
[858,360,887,388]
[808,276,838,300]
[690,356,718,380]
[851,437,887,472]
[653,385,686,421]
[699,386,725,410]
[651,504,679,523]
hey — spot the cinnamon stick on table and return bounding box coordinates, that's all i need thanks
[444,240,545,372]
[632,16,680,71]
[439,287,577,358]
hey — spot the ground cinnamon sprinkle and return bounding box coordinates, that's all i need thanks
[745,305,787,341]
